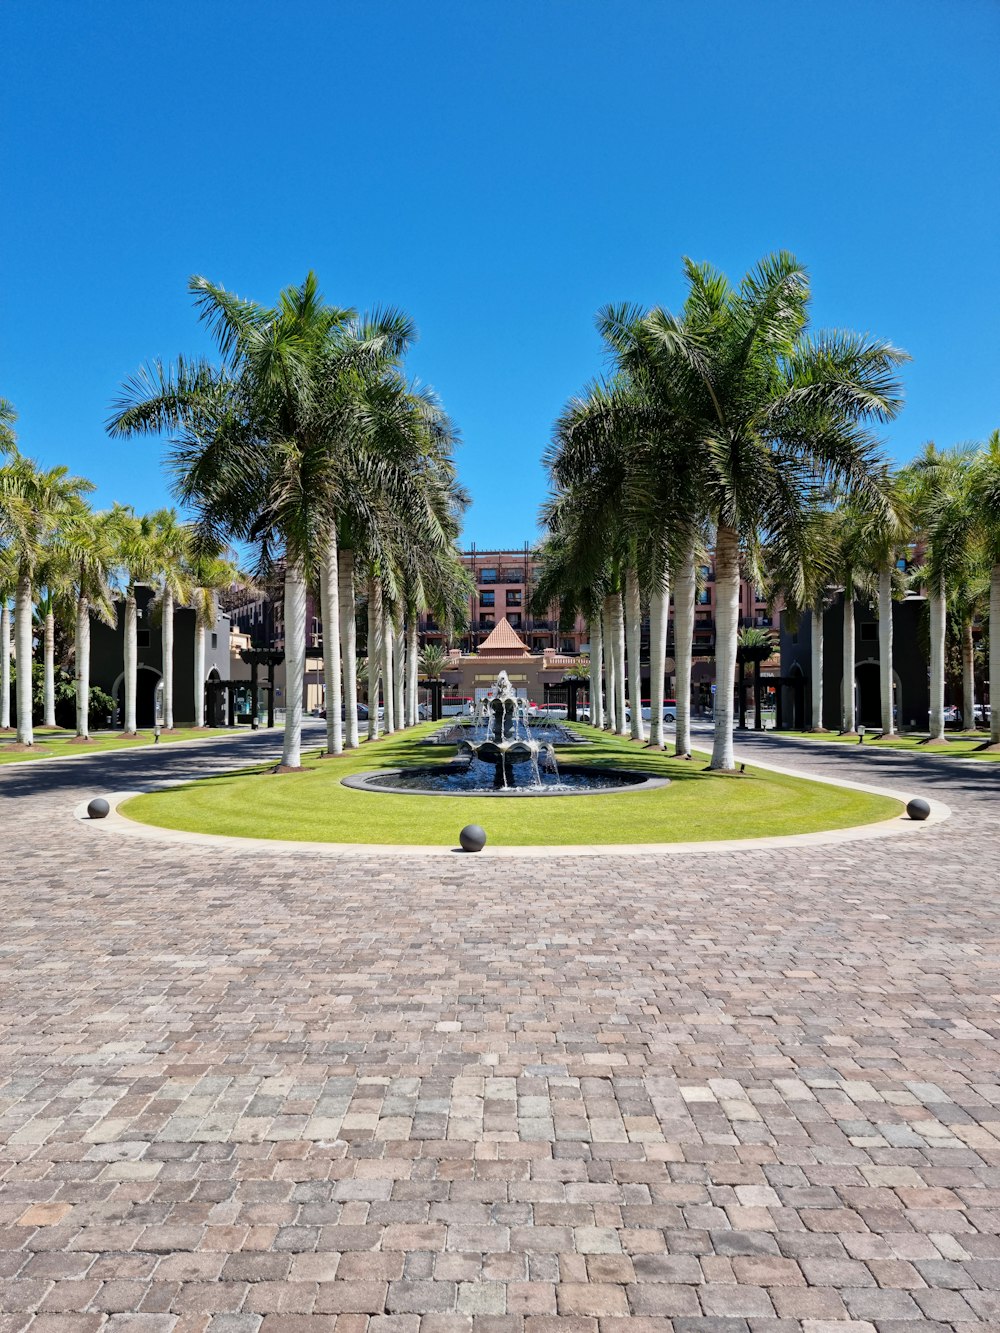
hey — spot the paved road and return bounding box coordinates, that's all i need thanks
[2,728,1000,1331]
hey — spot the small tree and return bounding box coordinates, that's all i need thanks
[736,627,776,731]
[418,644,447,679]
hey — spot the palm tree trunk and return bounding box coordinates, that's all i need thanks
[382,604,395,734]
[589,615,604,728]
[878,565,894,734]
[674,544,696,756]
[280,556,307,768]
[76,595,90,739]
[320,533,343,755]
[647,570,669,748]
[611,590,627,736]
[753,659,763,730]
[710,523,739,770]
[162,587,175,730]
[393,614,405,730]
[193,624,206,726]
[123,593,138,733]
[2,602,13,729]
[602,598,616,732]
[43,611,56,728]
[737,658,747,728]
[339,549,359,748]
[992,564,1000,746]
[928,576,946,742]
[962,618,976,730]
[810,604,824,730]
[405,608,419,727]
[624,567,645,742]
[841,591,856,733]
[367,577,382,741]
[15,575,33,745]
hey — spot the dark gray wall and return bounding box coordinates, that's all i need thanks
[89,586,232,727]
[780,593,930,731]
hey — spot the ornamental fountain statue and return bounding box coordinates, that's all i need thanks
[458,670,558,789]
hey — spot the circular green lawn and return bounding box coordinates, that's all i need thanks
[119,722,903,847]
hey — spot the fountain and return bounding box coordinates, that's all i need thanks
[459,670,558,789]
[340,667,670,798]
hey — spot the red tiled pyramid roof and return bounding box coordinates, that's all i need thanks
[477,617,532,657]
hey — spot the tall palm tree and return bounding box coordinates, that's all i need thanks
[901,442,975,743]
[115,511,164,733]
[765,504,837,732]
[109,272,355,768]
[970,431,1000,747]
[634,254,906,767]
[146,510,191,730]
[61,505,123,740]
[0,544,13,731]
[0,444,93,745]
[187,545,242,726]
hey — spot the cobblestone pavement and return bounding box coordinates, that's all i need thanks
[2,728,1000,1333]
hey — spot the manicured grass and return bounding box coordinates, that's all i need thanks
[772,729,1000,759]
[0,726,237,765]
[121,720,902,846]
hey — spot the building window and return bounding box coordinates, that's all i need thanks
[479,567,497,583]
[211,632,218,649]
[561,639,574,654]
[480,613,494,625]
[509,613,522,627]
[505,590,522,606]
[697,588,711,605]
[479,590,495,607]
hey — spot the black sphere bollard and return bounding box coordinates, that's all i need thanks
[459,824,487,852]
[87,797,110,820]
[906,797,931,821]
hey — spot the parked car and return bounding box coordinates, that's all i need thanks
[320,703,371,720]
[938,704,962,727]
[641,699,677,722]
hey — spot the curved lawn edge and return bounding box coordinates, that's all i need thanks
[76,726,948,854]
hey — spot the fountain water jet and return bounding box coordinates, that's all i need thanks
[460,670,558,789]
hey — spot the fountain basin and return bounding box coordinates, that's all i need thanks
[341,763,670,797]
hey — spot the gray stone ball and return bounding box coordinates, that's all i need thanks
[459,824,487,852]
[87,797,110,820]
[906,797,931,821]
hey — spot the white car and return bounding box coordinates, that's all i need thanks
[640,700,677,722]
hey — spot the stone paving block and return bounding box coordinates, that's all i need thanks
[4,733,1000,1333]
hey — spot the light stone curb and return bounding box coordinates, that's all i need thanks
[72,738,950,858]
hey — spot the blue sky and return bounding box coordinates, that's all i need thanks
[2,0,998,548]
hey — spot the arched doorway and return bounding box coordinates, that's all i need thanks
[855,659,901,730]
[205,668,225,727]
[112,665,162,729]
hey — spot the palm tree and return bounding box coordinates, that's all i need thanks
[0,443,94,745]
[901,443,975,743]
[765,504,838,732]
[109,272,356,769]
[187,545,242,726]
[968,431,1000,746]
[633,254,906,767]
[147,510,191,730]
[114,511,165,733]
[736,627,775,730]
[0,544,13,730]
[418,644,447,679]
[61,505,122,740]
[34,575,69,729]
